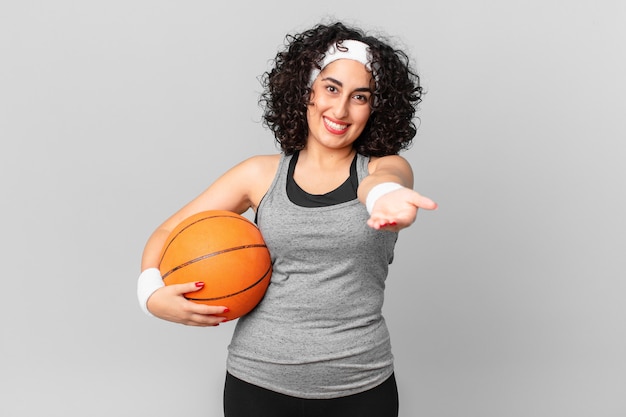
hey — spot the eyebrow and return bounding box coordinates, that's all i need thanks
[321,76,372,93]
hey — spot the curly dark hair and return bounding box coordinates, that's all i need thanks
[259,21,423,157]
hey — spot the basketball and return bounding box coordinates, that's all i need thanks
[158,210,272,321]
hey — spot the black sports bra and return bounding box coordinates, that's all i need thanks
[286,151,359,207]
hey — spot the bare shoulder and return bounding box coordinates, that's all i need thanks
[240,154,282,173]
[233,154,281,209]
[367,154,412,175]
[233,154,281,184]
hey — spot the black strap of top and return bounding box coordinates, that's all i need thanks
[286,151,359,207]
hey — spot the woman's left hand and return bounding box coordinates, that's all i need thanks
[367,187,437,231]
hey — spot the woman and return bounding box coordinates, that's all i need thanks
[138,21,437,417]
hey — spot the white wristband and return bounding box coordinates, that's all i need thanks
[137,267,165,317]
[365,182,405,214]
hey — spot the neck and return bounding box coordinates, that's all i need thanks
[299,146,355,169]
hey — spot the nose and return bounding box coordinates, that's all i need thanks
[332,96,349,119]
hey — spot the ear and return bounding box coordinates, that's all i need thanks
[307,88,316,105]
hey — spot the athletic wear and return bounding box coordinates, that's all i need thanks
[223,371,399,417]
[286,150,359,207]
[226,152,398,399]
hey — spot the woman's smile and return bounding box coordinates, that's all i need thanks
[323,116,350,134]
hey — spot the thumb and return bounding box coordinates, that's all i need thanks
[176,280,206,295]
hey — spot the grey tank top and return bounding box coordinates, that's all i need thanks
[226,153,398,399]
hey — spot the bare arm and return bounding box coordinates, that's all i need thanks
[139,154,279,325]
[358,155,437,231]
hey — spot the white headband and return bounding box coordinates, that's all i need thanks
[308,39,372,87]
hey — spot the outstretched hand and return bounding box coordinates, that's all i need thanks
[367,188,437,231]
[146,281,230,327]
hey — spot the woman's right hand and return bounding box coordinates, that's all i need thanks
[146,281,230,327]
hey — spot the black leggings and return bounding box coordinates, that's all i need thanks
[223,372,399,417]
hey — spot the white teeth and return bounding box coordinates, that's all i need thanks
[324,118,348,131]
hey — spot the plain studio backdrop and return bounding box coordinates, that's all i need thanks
[1,1,624,416]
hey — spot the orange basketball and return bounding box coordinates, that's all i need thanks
[158,210,272,321]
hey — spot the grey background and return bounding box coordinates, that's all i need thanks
[1,1,625,416]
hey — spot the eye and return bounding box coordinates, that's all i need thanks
[353,93,370,103]
[325,85,338,93]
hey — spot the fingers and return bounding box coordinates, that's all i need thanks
[366,188,437,231]
[149,282,231,327]
[411,193,438,211]
[367,218,397,230]
[186,298,231,318]
[180,283,230,326]
[184,310,230,327]
[178,300,231,327]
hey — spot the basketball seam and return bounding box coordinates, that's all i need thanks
[184,264,272,301]
[161,244,268,279]
[158,213,255,267]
